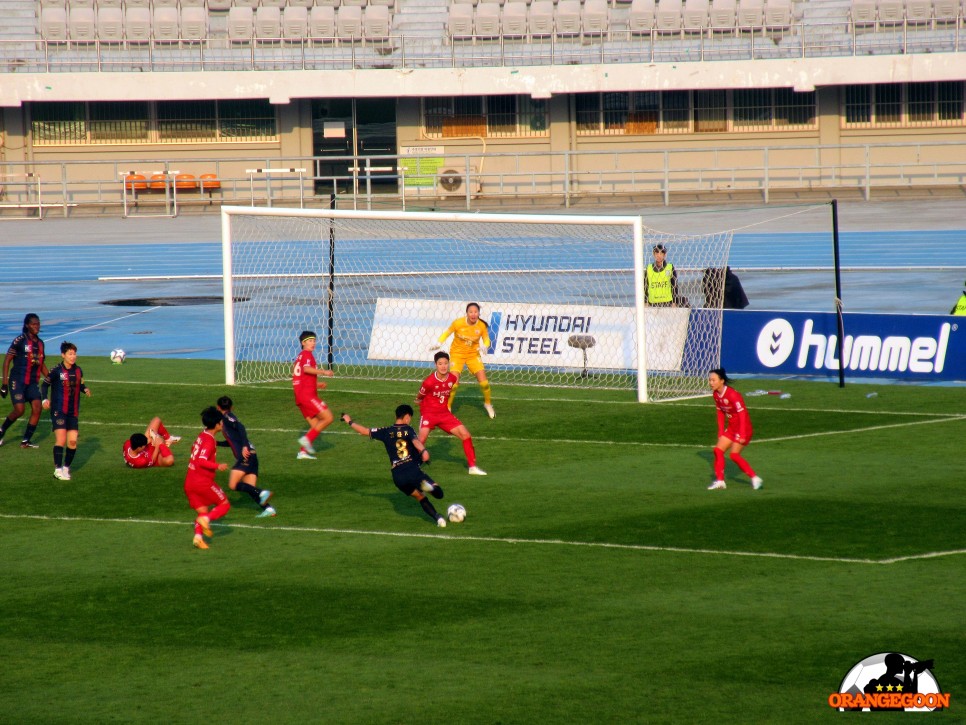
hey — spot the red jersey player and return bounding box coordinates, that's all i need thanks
[708,368,763,491]
[415,351,486,475]
[293,330,336,460]
[122,416,179,469]
[184,407,231,550]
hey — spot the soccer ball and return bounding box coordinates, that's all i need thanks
[447,503,466,523]
[110,349,126,364]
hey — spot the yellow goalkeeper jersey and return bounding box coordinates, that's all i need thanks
[439,317,490,358]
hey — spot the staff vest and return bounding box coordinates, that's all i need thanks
[646,263,674,304]
[954,293,966,316]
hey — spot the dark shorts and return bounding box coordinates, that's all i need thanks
[391,463,435,496]
[51,412,79,431]
[10,380,42,405]
[232,451,259,476]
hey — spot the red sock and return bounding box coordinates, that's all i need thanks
[306,429,320,443]
[462,437,476,468]
[193,521,203,536]
[730,452,756,478]
[713,448,725,480]
[157,421,169,438]
[208,500,231,522]
[159,444,172,458]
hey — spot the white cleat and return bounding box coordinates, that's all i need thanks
[53,467,65,480]
[60,466,71,481]
[165,435,182,444]
[484,404,495,419]
[436,517,447,528]
[468,466,487,476]
[707,480,727,490]
[296,450,317,460]
[298,435,316,455]
[751,476,763,490]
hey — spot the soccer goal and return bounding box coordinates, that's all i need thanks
[221,206,733,402]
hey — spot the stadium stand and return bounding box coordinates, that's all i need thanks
[69,7,97,41]
[97,7,125,42]
[40,7,69,42]
[501,2,528,37]
[153,7,181,42]
[282,6,310,40]
[124,6,152,42]
[181,6,209,40]
[474,3,502,38]
[336,5,364,39]
[228,6,255,42]
[309,6,336,38]
[363,6,392,38]
[255,6,283,39]
[628,0,656,32]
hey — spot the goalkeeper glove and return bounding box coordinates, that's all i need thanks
[0,384,6,398]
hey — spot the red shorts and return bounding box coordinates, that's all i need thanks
[184,479,228,510]
[420,409,463,434]
[296,396,328,419]
[723,429,753,446]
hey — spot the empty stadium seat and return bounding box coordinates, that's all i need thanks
[40,0,67,7]
[180,0,207,7]
[309,5,336,37]
[95,0,122,7]
[655,0,683,32]
[502,1,528,37]
[555,0,581,35]
[763,0,791,29]
[315,0,341,8]
[737,0,763,28]
[153,0,179,8]
[124,0,151,7]
[474,3,501,37]
[69,7,97,41]
[932,0,958,24]
[904,0,932,23]
[286,0,315,7]
[337,5,363,38]
[684,0,710,32]
[234,0,261,8]
[40,7,69,41]
[851,0,877,26]
[582,0,609,37]
[262,0,288,7]
[96,6,124,41]
[153,6,180,40]
[368,0,396,7]
[181,6,208,39]
[878,0,904,25]
[529,0,554,36]
[207,0,233,10]
[282,5,309,39]
[448,4,474,36]
[228,6,255,41]
[125,6,151,41]
[341,0,368,8]
[363,5,390,37]
[255,6,282,37]
[67,0,94,7]
[709,0,737,30]
[628,0,655,33]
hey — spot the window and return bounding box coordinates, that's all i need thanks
[693,90,727,133]
[423,95,548,138]
[30,100,278,145]
[843,82,966,128]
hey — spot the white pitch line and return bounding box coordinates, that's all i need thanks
[4,512,960,565]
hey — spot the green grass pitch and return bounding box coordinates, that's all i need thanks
[1,357,963,723]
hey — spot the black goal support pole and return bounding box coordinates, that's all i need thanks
[326,193,336,370]
[831,199,846,388]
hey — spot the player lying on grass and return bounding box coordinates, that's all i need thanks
[430,302,495,419]
[341,405,449,528]
[708,367,763,492]
[216,396,275,518]
[293,330,336,460]
[184,407,231,550]
[123,416,180,468]
[416,351,486,476]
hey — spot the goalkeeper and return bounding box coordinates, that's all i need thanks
[430,302,495,419]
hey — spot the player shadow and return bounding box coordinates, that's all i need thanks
[360,491,435,523]
[695,450,754,483]
[26,434,103,472]
[421,437,460,464]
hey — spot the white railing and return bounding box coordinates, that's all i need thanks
[2,142,966,217]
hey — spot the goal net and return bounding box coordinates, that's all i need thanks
[221,207,733,402]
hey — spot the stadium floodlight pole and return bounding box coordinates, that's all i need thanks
[222,207,237,385]
[831,199,846,388]
[632,217,649,402]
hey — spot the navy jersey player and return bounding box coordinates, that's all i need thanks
[0,313,49,449]
[41,341,91,480]
[341,404,448,527]
[215,396,276,517]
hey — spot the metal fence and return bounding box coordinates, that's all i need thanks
[2,141,966,218]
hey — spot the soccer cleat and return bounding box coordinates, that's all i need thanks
[707,480,727,490]
[436,517,447,528]
[0,438,4,447]
[60,467,71,481]
[751,476,763,490]
[53,467,65,480]
[296,450,317,460]
[484,404,495,419]
[197,515,212,537]
[256,506,277,518]
[259,489,273,505]
[419,480,435,493]
[20,441,38,449]
[468,466,487,476]
[298,435,316,455]
[193,535,209,550]
[165,435,182,444]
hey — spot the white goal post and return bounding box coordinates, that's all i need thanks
[221,206,733,402]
